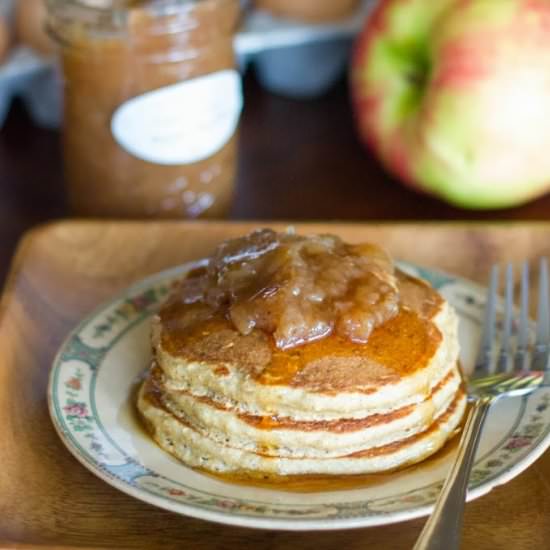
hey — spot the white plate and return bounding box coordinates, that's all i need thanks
[48,262,550,531]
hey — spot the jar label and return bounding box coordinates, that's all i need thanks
[111,70,243,165]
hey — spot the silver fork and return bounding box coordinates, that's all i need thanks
[414,259,550,550]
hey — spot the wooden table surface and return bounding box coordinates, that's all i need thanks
[3,72,550,288]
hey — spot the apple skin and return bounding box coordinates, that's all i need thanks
[351,0,550,209]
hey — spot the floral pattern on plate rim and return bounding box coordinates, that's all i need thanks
[48,263,550,524]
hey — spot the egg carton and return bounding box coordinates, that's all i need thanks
[0,0,375,129]
[237,0,375,98]
[0,0,62,127]
[0,46,61,128]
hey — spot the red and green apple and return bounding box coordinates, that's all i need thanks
[352,0,550,208]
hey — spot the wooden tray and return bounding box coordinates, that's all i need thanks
[2,220,550,549]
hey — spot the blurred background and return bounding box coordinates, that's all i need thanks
[3,0,550,287]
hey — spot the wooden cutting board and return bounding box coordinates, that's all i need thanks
[1,220,550,550]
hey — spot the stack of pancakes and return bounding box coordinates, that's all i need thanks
[137,232,465,477]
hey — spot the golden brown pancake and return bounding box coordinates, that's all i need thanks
[137,230,465,476]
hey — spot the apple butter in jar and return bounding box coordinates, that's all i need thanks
[47,0,242,218]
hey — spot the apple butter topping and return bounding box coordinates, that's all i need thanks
[162,229,401,349]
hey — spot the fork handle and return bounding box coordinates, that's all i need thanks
[413,397,493,550]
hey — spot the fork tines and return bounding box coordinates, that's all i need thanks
[475,258,550,375]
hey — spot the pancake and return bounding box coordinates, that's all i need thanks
[137,230,465,476]
[153,271,459,419]
[138,383,466,475]
[143,364,462,459]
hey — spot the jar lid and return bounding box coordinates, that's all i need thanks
[47,0,237,43]
[62,0,196,15]
[46,0,199,22]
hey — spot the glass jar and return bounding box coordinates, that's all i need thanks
[47,0,242,219]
